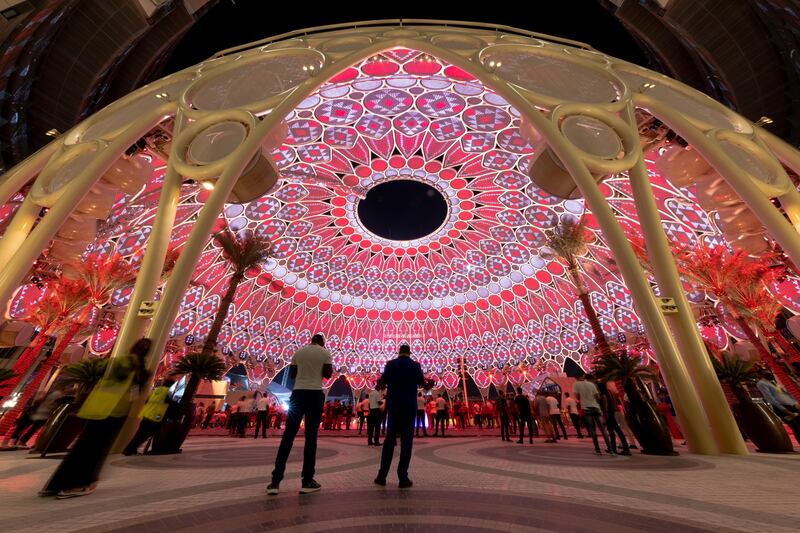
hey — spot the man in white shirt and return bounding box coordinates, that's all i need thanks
[433,394,447,437]
[367,387,383,446]
[415,392,428,437]
[572,373,612,455]
[267,334,332,495]
[562,392,583,438]
[546,392,568,440]
[254,392,270,439]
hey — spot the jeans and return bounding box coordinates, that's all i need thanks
[605,410,629,452]
[518,415,534,442]
[378,409,415,481]
[582,407,612,452]
[499,415,510,440]
[367,408,382,445]
[271,390,324,484]
[569,413,583,437]
[415,409,428,436]
[123,419,162,455]
[550,414,568,439]
[434,410,446,435]
[254,410,268,438]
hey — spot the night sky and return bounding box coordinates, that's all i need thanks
[166,0,649,72]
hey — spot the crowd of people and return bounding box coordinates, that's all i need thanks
[7,331,800,500]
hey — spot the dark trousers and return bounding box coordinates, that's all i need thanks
[474,414,482,428]
[518,415,534,443]
[254,410,268,438]
[550,414,568,439]
[415,409,428,436]
[569,413,584,437]
[123,419,162,455]
[367,408,382,445]
[43,416,126,493]
[434,410,446,435]
[357,413,366,433]
[605,410,629,452]
[378,409,415,481]
[582,407,612,452]
[499,415,510,440]
[271,390,324,484]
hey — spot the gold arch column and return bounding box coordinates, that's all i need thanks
[622,103,747,455]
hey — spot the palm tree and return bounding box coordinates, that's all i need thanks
[58,357,109,401]
[592,351,657,386]
[171,352,226,408]
[149,352,227,454]
[711,351,793,452]
[0,254,134,438]
[201,229,273,360]
[546,216,612,357]
[592,351,674,454]
[669,243,800,399]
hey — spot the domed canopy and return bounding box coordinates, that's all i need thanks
[2,21,800,392]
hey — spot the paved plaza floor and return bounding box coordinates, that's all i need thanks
[1,433,798,532]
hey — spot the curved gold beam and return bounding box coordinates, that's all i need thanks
[639,95,800,267]
[0,103,175,309]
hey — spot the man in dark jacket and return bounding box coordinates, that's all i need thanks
[514,387,534,444]
[374,344,427,489]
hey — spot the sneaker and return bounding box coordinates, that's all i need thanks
[56,484,96,499]
[594,449,603,455]
[374,476,386,486]
[299,479,321,494]
[265,482,279,496]
[629,444,637,449]
[398,478,413,489]
[37,489,57,497]
[605,449,616,455]
[619,449,632,456]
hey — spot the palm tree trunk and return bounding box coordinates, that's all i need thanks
[201,271,244,356]
[735,317,800,400]
[180,374,201,408]
[0,328,52,397]
[0,320,83,439]
[568,263,612,357]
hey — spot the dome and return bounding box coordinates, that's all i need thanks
[2,21,800,393]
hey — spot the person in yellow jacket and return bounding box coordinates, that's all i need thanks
[122,378,176,456]
[39,338,151,499]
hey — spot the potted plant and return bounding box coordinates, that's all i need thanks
[712,352,793,453]
[593,351,675,455]
[150,352,225,454]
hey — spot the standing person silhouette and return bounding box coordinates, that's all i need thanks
[374,344,427,489]
[267,334,332,495]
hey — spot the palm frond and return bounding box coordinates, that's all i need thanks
[58,357,109,389]
[63,253,136,307]
[545,216,592,267]
[711,352,758,384]
[214,229,273,276]
[171,352,226,381]
[592,351,657,385]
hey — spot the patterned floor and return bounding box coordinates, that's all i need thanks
[0,434,798,532]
